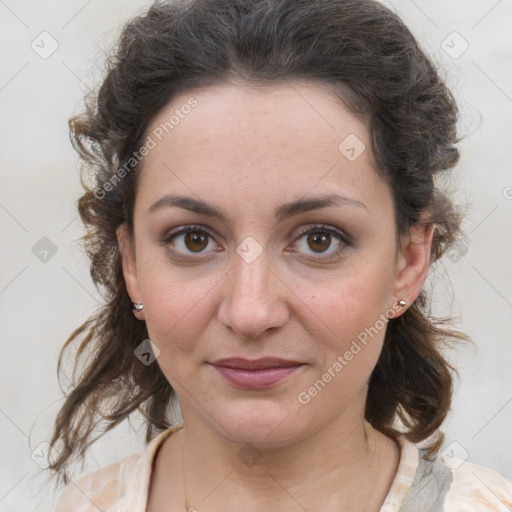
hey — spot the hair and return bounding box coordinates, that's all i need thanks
[47,0,472,487]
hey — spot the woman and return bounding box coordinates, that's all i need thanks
[49,0,512,510]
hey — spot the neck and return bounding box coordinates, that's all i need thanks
[180,398,399,512]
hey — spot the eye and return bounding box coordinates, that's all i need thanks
[162,225,220,257]
[289,224,352,261]
[161,223,352,261]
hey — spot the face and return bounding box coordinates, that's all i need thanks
[118,81,433,447]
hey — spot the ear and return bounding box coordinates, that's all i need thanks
[391,216,436,314]
[117,223,144,320]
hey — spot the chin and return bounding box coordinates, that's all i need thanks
[210,398,315,448]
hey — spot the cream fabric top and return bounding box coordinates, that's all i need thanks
[56,423,512,512]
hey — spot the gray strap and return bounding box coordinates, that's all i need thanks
[399,449,453,512]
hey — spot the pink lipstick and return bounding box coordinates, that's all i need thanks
[209,357,304,390]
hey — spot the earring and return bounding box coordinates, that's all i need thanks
[397,299,407,308]
[132,302,144,313]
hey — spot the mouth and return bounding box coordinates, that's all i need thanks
[210,357,304,370]
[209,357,305,389]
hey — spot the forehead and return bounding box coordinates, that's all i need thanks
[136,81,391,220]
[146,80,368,150]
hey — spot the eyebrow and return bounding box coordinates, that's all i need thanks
[148,193,367,222]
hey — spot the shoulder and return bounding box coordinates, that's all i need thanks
[442,452,512,511]
[55,450,142,512]
[55,424,183,512]
[386,435,512,512]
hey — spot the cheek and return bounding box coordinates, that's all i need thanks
[301,265,390,340]
[297,266,392,384]
[319,299,387,379]
[139,264,219,354]
[299,287,389,412]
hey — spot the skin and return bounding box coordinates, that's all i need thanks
[117,80,435,512]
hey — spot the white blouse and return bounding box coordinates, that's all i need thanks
[55,423,512,511]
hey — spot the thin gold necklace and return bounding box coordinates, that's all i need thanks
[181,432,192,512]
[181,421,378,512]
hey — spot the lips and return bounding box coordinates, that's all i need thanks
[209,357,304,389]
[210,357,303,370]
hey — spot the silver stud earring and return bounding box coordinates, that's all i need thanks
[397,299,407,308]
[132,302,144,313]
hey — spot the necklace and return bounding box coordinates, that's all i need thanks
[181,421,380,512]
[181,432,192,512]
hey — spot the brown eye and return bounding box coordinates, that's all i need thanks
[184,231,209,252]
[163,225,218,257]
[306,232,332,253]
[290,224,352,261]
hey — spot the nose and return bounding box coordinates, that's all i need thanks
[217,247,289,340]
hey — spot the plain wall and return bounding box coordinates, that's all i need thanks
[0,0,511,510]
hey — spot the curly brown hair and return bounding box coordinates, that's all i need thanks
[47,0,471,488]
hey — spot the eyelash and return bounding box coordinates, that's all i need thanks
[162,223,352,261]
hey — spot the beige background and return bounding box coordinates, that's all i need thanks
[0,0,511,510]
